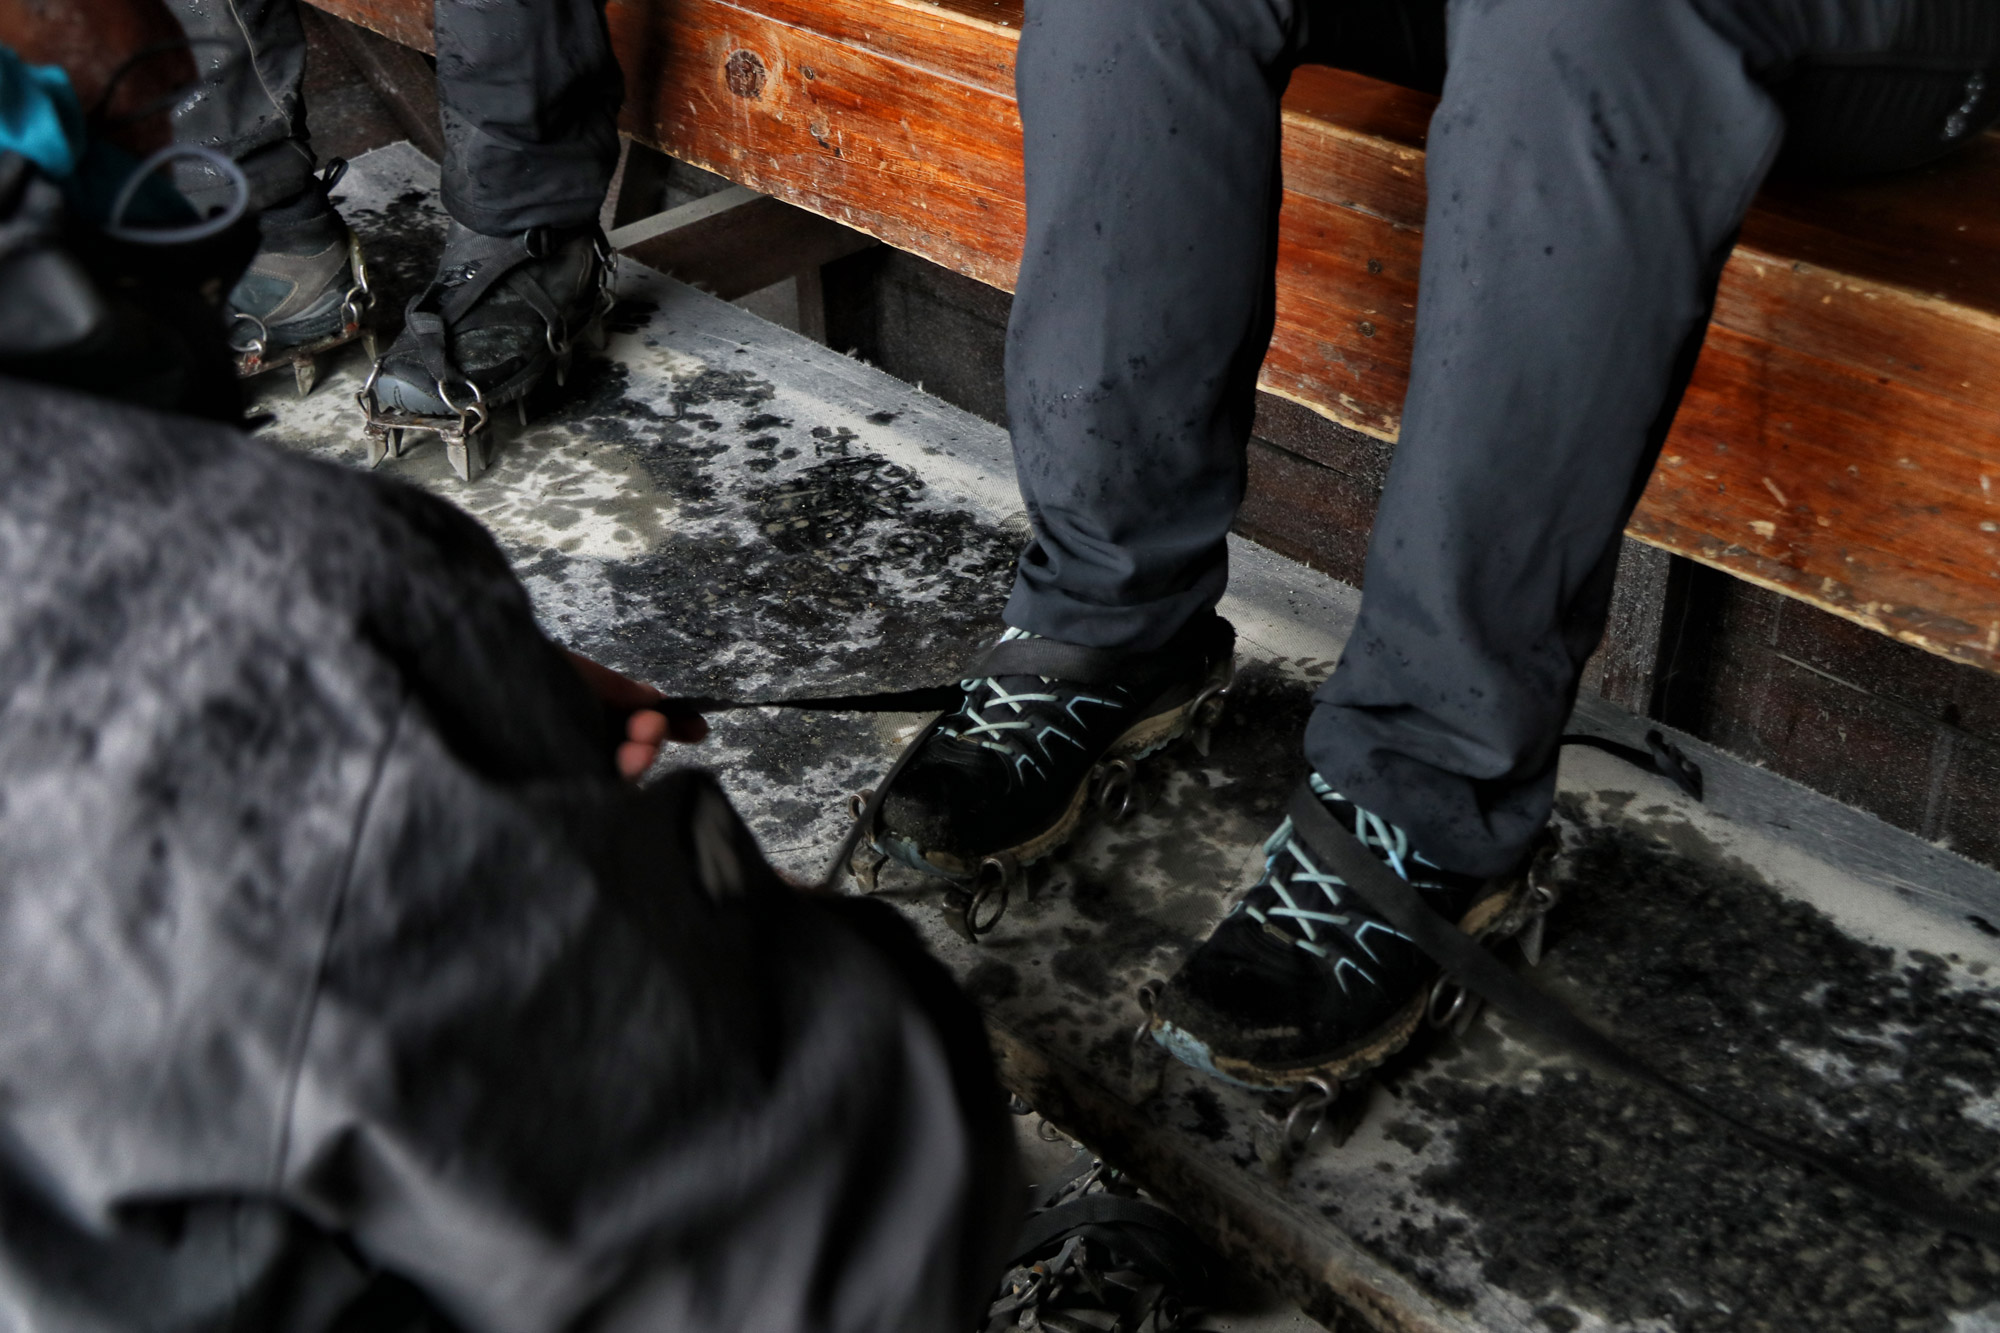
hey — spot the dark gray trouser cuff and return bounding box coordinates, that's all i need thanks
[432,0,624,235]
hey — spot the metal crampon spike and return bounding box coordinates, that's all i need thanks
[849,846,886,893]
[1186,677,1231,757]
[1518,911,1548,967]
[365,431,388,469]
[1515,875,1560,967]
[1132,979,1164,1049]
[516,398,529,427]
[293,356,317,398]
[361,330,378,361]
[447,436,475,483]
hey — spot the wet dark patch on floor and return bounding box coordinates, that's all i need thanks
[1403,816,2000,1331]
[1052,945,1113,994]
[966,959,1023,1005]
[1180,1086,1231,1142]
[510,351,1018,701]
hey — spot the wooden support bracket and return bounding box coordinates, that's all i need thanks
[607,186,876,303]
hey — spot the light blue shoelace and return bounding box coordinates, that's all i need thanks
[942,628,1120,780]
[1240,775,1439,989]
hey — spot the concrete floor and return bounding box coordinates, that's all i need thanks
[251,143,2000,1333]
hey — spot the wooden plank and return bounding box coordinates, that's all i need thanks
[302,0,2000,673]
[1634,324,2000,662]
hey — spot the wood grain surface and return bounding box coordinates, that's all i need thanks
[306,0,2000,671]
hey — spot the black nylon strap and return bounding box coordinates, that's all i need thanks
[654,684,962,719]
[1285,784,2000,1244]
[627,685,960,890]
[400,228,547,389]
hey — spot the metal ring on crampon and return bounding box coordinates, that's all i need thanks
[962,854,1015,938]
[1280,1077,1339,1160]
[846,789,873,822]
[1094,758,1136,822]
[228,310,268,360]
[433,375,489,436]
[1426,973,1475,1031]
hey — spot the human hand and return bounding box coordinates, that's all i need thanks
[564,649,709,781]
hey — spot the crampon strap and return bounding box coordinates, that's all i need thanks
[638,638,1701,892]
[638,634,1169,891]
[1285,782,2000,1245]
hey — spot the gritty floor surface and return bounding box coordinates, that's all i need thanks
[252,144,2000,1333]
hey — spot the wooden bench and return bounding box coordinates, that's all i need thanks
[310,0,2000,674]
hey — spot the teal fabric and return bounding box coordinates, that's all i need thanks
[0,50,82,180]
[0,45,195,226]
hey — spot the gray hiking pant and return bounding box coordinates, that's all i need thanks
[163,0,622,233]
[1004,0,2000,875]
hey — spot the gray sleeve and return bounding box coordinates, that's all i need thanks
[280,713,1020,1333]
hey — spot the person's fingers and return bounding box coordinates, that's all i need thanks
[617,739,660,782]
[628,705,707,746]
[626,709,669,746]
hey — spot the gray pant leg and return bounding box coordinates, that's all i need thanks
[164,0,621,232]
[435,0,624,235]
[1000,0,1302,652]
[164,0,316,212]
[1307,0,1999,877]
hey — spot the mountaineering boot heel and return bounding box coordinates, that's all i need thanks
[863,612,1237,934]
[357,219,615,481]
[227,160,373,396]
[1148,776,1554,1093]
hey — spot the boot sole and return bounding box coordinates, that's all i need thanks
[1150,869,1547,1093]
[876,652,1235,882]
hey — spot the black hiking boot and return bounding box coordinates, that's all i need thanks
[1147,776,1550,1092]
[357,219,613,480]
[226,162,372,396]
[862,613,1236,928]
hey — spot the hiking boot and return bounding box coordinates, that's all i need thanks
[226,162,372,395]
[358,219,613,480]
[1147,775,1545,1092]
[865,613,1236,918]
